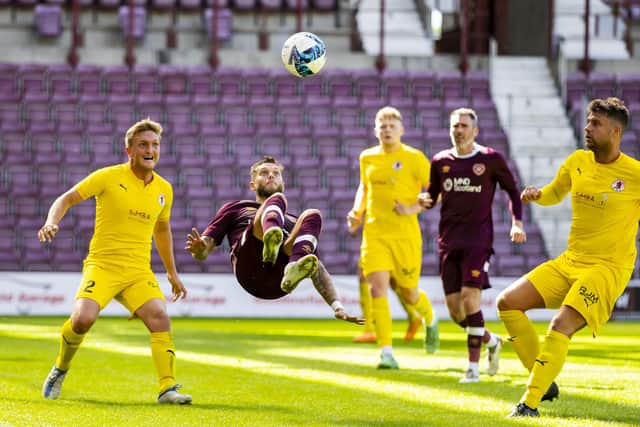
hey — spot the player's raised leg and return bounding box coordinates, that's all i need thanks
[281,209,321,293]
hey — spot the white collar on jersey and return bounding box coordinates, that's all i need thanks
[454,142,485,159]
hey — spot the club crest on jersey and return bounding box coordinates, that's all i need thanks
[158,194,165,206]
[611,179,624,192]
[472,163,486,176]
[392,161,402,170]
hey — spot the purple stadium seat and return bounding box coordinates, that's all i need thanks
[59,131,92,167]
[588,72,616,100]
[23,100,54,132]
[159,65,189,95]
[132,64,159,95]
[617,74,640,104]
[8,165,39,197]
[232,0,257,10]
[215,66,244,98]
[150,0,177,10]
[48,63,76,101]
[465,70,490,99]
[313,0,336,10]
[193,94,221,125]
[284,0,308,10]
[438,70,465,99]
[271,68,299,99]
[103,64,131,97]
[326,69,354,99]
[178,0,201,10]
[260,0,282,11]
[322,156,351,189]
[203,7,233,41]
[34,4,63,38]
[118,6,147,40]
[18,64,48,101]
[251,100,278,128]
[76,64,104,98]
[409,70,437,99]
[188,65,216,96]
[32,131,63,164]
[0,63,19,102]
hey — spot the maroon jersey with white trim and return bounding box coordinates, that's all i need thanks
[202,200,297,255]
[427,145,522,251]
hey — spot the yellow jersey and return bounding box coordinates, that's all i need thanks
[358,143,430,241]
[74,163,173,270]
[537,149,640,268]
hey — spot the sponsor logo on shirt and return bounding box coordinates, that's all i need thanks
[472,163,486,176]
[575,192,607,209]
[443,177,482,193]
[158,194,165,206]
[392,161,402,170]
[611,179,625,192]
[129,209,151,221]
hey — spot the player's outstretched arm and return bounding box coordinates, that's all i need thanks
[312,262,365,324]
[154,220,188,301]
[185,228,216,260]
[38,189,83,243]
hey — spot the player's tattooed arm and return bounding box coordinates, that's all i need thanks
[312,262,365,324]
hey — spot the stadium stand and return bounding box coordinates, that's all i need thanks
[10,0,640,279]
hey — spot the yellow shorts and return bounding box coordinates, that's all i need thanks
[77,263,165,313]
[360,238,422,289]
[526,252,632,335]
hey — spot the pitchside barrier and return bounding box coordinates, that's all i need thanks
[0,272,638,320]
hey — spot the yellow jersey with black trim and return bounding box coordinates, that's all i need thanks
[359,143,430,241]
[74,163,173,270]
[537,149,640,268]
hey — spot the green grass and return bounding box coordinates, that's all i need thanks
[0,317,639,427]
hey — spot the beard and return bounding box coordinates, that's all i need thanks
[256,183,284,199]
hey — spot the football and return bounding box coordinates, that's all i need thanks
[281,32,327,78]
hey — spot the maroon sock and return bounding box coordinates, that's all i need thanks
[465,311,484,363]
[290,211,322,262]
[261,193,286,233]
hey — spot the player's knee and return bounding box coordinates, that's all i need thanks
[71,312,96,334]
[300,208,322,220]
[267,192,287,203]
[495,290,511,313]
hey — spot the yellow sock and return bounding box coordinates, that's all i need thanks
[411,290,433,326]
[56,319,86,371]
[372,296,392,347]
[150,331,176,393]
[498,309,539,371]
[359,280,375,333]
[523,329,570,409]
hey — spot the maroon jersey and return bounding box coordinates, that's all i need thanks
[202,200,298,299]
[427,145,522,251]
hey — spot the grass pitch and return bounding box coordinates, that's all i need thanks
[0,317,638,427]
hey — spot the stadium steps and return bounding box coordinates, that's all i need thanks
[355,0,433,57]
[491,56,574,259]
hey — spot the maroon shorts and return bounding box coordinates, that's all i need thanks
[439,247,492,295]
[231,224,289,300]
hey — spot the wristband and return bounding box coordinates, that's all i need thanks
[331,300,344,312]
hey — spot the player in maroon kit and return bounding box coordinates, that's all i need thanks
[419,108,526,382]
[185,156,363,323]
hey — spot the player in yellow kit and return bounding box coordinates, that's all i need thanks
[348,106,438,369]
[39,119,191,404]
[497,98,640,417]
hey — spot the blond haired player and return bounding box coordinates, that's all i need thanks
[39,119,191,404]
[497,98,640,417]
[348,106,438,369]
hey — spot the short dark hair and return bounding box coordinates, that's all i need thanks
[587,97,629,129]
[250,156,284,179]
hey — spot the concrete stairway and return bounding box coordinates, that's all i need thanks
[491,56,577,258]
[355,0,433,56]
